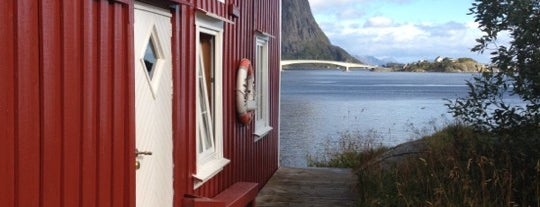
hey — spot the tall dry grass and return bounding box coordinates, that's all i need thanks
[311,124,540,206]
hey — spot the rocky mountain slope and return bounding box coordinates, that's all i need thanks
[281,0,360,63]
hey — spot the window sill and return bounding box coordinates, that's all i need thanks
[254,126,273,141]
[193,157,230,189]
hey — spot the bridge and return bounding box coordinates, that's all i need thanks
[281,59,376,71]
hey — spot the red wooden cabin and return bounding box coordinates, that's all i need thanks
[0,0,281,206]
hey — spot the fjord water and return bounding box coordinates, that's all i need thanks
[280,69,474,167]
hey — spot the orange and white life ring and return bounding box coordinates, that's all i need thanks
[236,59,256,125]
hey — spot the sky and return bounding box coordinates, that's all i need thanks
[306,0,495,64]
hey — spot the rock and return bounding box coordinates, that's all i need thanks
[362,139,428,171]
[281,0,360,63]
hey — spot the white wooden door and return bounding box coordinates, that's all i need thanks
[134,3,173,207]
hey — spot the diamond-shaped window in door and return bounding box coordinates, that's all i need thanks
[140,27,165,99]
[143,37,159,80]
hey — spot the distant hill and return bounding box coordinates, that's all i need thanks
[355,55,399,66]
[400,58,487,73]
[281,0,360,63]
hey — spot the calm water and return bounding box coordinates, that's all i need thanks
[280,69,475,167]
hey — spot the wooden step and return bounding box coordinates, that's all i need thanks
[184,182,259,207]
[256,167,357,207]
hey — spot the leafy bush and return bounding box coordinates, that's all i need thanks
[447,0,540,132]
[442,3,540,205]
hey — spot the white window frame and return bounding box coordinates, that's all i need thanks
[193,13,230,188]
[254,34,273,139]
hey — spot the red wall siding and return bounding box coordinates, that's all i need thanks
[251,0,281,188]
[0,0,16,205]
[1,0,280,206]
[1,1,41,206]
[0,0,134,206]
[172,2,197,204]
[174,0,281,199]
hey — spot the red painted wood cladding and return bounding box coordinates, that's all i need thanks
[0,0,134,206]
[171,0,281,204]
[1,0,280,206]
[186,0,281,198]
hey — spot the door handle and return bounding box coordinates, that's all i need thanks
[135,148,153,156]
[135,148,152,170]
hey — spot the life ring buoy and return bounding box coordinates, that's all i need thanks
[236,59,256,125]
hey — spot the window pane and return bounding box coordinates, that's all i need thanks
[256,45,264,120]
[200,33,214,112]
[254,36,272,137]
[194,15,227,182]
[198,38,216,155]
[143,38,158,79]
[202,114,213,150]
[198,126,203,153]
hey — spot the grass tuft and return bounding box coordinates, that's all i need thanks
[312,124,540,206]
[307,130,387,168]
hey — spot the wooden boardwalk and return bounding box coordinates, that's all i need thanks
[255,167,357,207]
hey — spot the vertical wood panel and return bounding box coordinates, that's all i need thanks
[81,1,98,206]
[112,4,127,207]
[223,20,233,190]
[247,16,256,178]
[179,4,192,198]
[3,1,133,207]
[16,0,42,206]
[231,0,241,188]
[40,0,64,206]
[126,3,136,207]
[172,5,192,206]
[0,0,16,206]
[97,2,113,206]
[61,0,83,206]
[185,3,197,193]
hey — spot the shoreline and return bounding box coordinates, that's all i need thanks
[282,67,484,73]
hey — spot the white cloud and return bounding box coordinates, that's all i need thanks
[309,0,366,8]
[338,8,366,19]
[364,16,393,27]
[309,0,411,8]
[325,18,489,63]
[305,0,492,63]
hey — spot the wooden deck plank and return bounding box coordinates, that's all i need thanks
[256,167,357,207]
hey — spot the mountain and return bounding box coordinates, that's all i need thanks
[281,0,360,63]
[355,55,399,66]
